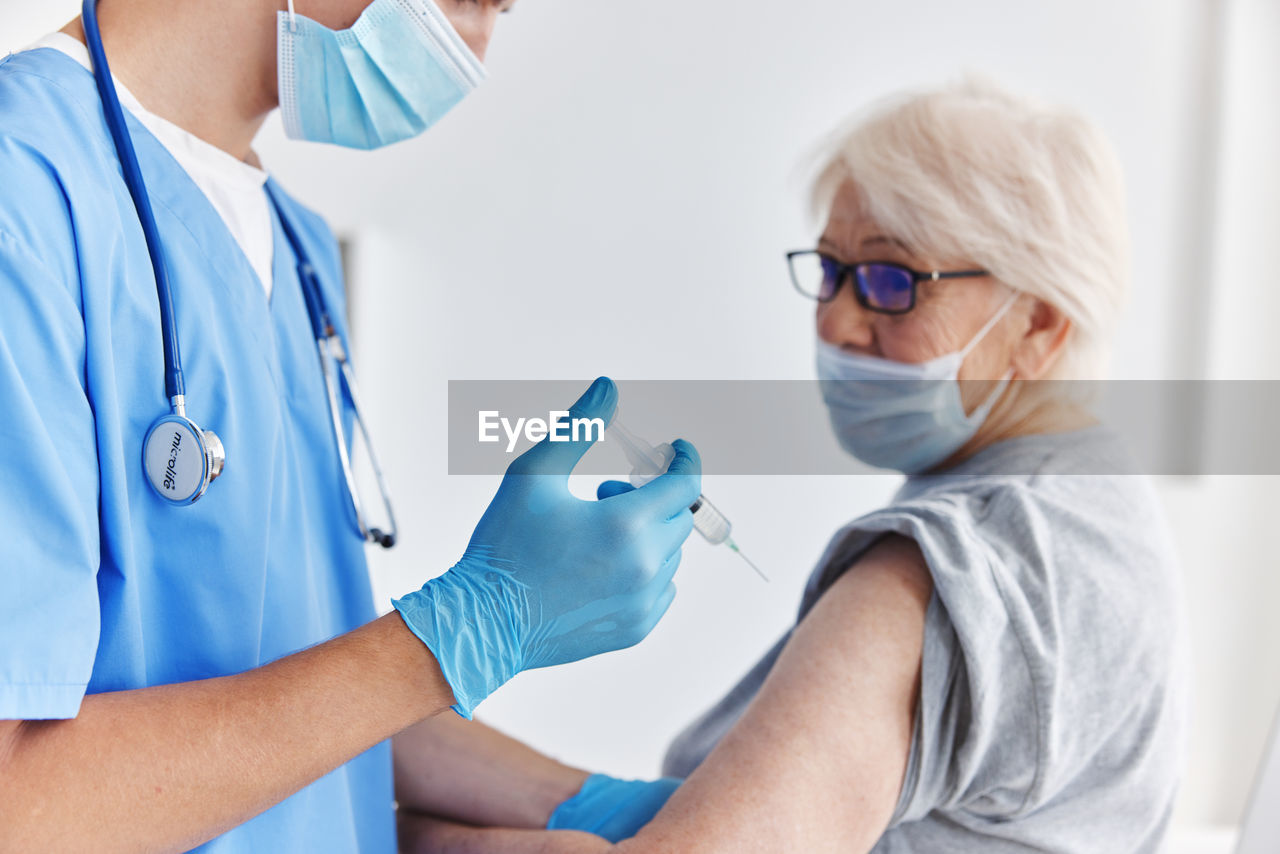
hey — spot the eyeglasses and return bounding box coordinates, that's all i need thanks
[786,249,989,315]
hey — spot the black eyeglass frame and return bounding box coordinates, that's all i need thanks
[786,249,989,315]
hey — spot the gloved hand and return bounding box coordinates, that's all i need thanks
[393,377,701,718]
[547,773,683,842]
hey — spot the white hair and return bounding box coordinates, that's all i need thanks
[809,77,1129,380]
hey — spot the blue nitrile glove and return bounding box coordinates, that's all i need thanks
[548,774,683,842]
[393,377,701,718]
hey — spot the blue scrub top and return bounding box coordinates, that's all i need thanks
[0,49,394,852]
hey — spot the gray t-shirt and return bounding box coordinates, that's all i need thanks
[663,426,1187,853]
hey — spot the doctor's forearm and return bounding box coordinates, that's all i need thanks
[394,714,589,829]
[0,613,452,854]
[400,813,616,854]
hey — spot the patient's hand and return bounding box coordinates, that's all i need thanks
[547,774,681,842]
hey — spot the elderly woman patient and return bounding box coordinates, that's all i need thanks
[392,78,1186,853]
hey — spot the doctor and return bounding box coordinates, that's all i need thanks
[0,1,701,851]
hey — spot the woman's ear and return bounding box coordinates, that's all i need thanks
[1011,297,1072,380]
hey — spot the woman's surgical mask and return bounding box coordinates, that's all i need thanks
[815,292,1019,474]
[277,0,487,150]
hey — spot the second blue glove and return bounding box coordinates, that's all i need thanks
[548,773,683,842]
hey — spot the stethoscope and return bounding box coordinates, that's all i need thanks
[82,0,397,548]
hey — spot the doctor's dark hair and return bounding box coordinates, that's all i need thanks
[808,76,1130,381]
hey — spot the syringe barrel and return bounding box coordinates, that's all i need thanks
[690,494,731,545]
[610,418,731,544]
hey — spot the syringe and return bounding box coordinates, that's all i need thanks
[608,416,768,582]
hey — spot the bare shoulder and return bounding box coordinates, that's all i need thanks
[809,533,933,631]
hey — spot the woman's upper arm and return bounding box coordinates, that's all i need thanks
[622,534,933,854]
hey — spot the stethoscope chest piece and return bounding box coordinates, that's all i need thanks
[143,413,225,505]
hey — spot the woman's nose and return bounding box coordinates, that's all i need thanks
[816,280,876,351]
[449,4,500,62]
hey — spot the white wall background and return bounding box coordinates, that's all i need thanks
[5,0,1278,833]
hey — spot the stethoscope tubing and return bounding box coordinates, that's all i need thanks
[82,0,185,405]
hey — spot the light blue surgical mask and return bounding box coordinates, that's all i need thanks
[277,0,487,150]
[815,292,1019,474]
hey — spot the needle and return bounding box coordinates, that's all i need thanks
[724,537,769,582]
